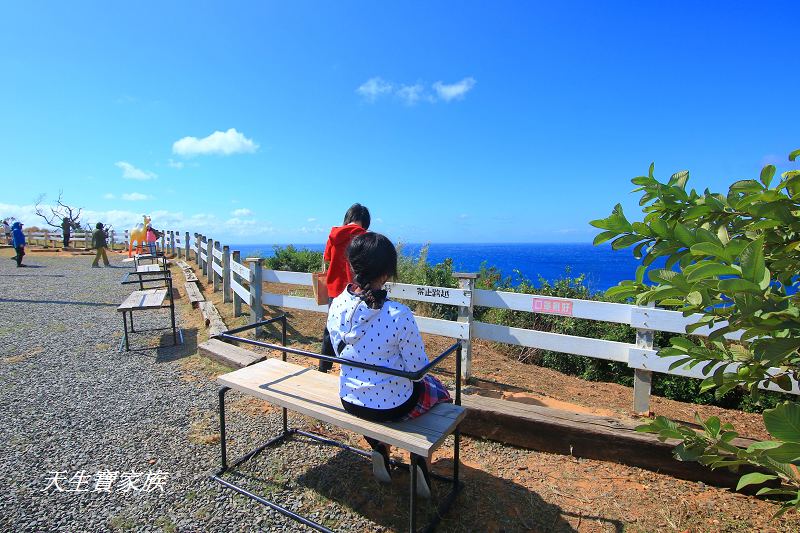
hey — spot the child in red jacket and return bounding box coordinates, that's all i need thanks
[319,203,370,372]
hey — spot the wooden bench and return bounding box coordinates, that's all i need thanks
[118,271,181,351]
[210,316,465,532]
[136,263,162,273]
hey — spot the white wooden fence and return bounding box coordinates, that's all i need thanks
[24,230,131,250]
[165,231,800,414]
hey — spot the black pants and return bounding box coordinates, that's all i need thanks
[63,236,69,248]
[319,297,335,372]
[341,381,424,452]
[14,246,24,266]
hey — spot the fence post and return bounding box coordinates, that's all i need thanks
[454,272,478,380]
[248,257,264,336]
[110,230,116,251]
[84,230,89,250]
[223,245,231,303]
[185,231,190,261]
[633,303,655,415]
[194,233,201,267]
[213,241,222,292]
[206,237,214,283]
[232,250,242,317]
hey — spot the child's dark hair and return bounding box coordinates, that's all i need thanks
[347,232,397,308]
[343,203,371,229]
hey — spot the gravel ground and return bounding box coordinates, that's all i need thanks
[0,252,396,532]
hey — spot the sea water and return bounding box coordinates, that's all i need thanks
[228,242,651,293]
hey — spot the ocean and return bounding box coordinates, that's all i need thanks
[228,242,654,293]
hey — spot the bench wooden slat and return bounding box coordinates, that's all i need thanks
[136,264,162,273]
[218,358,465,458]
[117,289,168,311]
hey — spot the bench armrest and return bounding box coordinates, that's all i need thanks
[217,314,463,404]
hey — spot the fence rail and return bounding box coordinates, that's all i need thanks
[112,230,800,413]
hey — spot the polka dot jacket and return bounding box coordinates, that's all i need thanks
[327,286,429,409]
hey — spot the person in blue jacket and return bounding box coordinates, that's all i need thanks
[11,221,26,267]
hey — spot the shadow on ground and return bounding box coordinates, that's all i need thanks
[222,436,624,532]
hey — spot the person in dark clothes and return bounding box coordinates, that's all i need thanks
[61,217,71,249]
[91,222,110,267]
[319,203,370,372]
[11,222,26,267]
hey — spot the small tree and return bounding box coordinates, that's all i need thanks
[591,148,800,515]
[34,191,83,231]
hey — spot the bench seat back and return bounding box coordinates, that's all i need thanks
[217,358,465,458]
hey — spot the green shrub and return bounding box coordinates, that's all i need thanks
[264,245,323,273]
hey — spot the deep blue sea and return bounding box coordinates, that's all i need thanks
[228,242,654,293]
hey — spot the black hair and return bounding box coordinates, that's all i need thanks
[347,232,397,308]
[96,222,103,229]
[343,203,371,229]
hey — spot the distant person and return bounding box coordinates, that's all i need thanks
[61,217,71,249]
[145,224,158,255]
[91,222,110,267]
[327,232,451,498]
[319,203,370,372]
[2,220,10,245]
[11,221,26,267]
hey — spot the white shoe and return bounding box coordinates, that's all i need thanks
[371,449,391,484]
[415,459,431,499]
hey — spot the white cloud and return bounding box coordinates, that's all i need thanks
[299,225,325,234]
[433,77,476,102]
[167,158,184,169]
[396,83,427,106]
[307,217,317,222]
[358,76,475,105]
[172,128,259,156]
[116,161,157,180]
[232,208,252,217]
[103,193,115,200]
[225,217,257,226]
[356,77,394,102]
[122,192,150,201]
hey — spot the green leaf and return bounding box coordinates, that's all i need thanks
[736,472,778,491]
[790,148,800,162]
[718,278,763,295]
[674,223,695,246]
[690,242,729,261]
[687,291,702,306]
[593,230,617,246]
[760,165,776,188]
[740,237,766,285]
[764,443,800,464]
[685,263,740,282]
[763,402,800,443]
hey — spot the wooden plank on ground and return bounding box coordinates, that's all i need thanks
[218,358,465,458]
[458,394,759,487]
[198,338,266,368]
[176,260,199,282]
[184,282,204,307]
[199,301,227,337]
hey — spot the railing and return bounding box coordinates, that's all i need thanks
[146,231,800,414]
[23,230,132,250]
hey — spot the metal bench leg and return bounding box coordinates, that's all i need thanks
[218,386,230,472]
[129,311,135,333]
[409,455,418,533]
[122,312,130,351]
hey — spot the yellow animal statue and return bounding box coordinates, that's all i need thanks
[128,214,152,257]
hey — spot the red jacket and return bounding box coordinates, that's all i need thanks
[324,224,366,297]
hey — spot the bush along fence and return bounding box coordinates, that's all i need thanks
[165,232,800,415]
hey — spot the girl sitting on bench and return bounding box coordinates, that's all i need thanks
[327,232,451,499]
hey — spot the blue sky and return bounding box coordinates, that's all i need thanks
[1,1,798,244]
